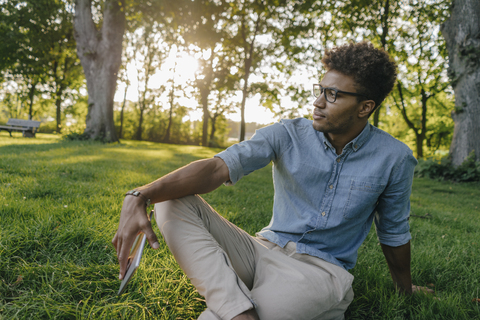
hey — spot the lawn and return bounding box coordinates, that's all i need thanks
[1,132,479,319]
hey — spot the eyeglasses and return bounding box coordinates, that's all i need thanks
[313,84,369,103]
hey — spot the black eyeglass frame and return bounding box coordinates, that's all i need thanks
[313,84,369,103]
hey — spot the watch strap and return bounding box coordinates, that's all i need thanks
[125,190,151,207]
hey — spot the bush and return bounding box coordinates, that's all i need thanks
[62,131,108,143]
[415,151,480,182]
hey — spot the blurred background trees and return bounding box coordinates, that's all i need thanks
[1,0,477,166]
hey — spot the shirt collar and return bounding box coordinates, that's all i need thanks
[320,122,372,152]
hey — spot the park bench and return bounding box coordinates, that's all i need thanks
[0,118,41,137]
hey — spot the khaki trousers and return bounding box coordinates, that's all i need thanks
[154,195,354,320]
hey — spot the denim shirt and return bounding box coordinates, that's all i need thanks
[215,118,416,270]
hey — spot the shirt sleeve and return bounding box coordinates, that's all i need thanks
[374,151,417,247]
[214,122,288,185]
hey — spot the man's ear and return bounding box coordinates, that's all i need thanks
[358,100,376,118]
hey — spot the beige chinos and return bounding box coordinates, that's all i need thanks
[155,195,354,320]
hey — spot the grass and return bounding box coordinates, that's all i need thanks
[0,132,479,319]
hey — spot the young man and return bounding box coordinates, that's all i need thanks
[112,42,432,320]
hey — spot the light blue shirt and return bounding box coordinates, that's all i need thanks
[215,118,416,270]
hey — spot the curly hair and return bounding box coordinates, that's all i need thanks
[321,42,397,113]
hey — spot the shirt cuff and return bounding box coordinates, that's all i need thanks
[214,151,243,185]
[376,229,412,247]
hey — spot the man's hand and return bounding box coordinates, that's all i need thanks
[111,158,230,280]
[112,195,159,280]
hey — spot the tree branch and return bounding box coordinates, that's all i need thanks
[394,81,419,135]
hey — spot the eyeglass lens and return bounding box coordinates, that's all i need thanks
[313,85,337,102]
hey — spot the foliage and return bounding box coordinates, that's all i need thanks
[0,0,85,130]
[1,135,479,319]
[0,0,462,156]
[415,151,480,182]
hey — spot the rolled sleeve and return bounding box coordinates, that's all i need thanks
[215,149,244,185]
[214,123,286,185]
[374,152,417,247]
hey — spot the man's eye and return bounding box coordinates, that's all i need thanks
[326,89,336,100]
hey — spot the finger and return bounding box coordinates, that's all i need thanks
[117,237,128,280]
[143,222,159,249]
[112,232,118,251]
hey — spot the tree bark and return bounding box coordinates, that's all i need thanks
[74,0,125,142]
[200,85,210,146]
[28,80,36,120]
[394,82,429,159]
[164,57,177,144]
[209,114,217,143]
[373,0,390,127]
[441,0,480,165]
[198,52,214,147]
[119,84,127,139]
[239,14,260,142]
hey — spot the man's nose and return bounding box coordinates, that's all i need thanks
[313,94,326,108]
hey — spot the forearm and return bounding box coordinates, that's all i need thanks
[380,241,413,294]
[134,157,229,204]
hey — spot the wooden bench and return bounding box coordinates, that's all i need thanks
[0,119,41,137]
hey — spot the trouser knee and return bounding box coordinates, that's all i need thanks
[154,195,200,222]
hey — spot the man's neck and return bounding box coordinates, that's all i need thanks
[325,122,368,155]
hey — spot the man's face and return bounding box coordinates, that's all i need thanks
[312,70,365,136]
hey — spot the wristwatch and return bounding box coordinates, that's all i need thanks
[125,190,151,207]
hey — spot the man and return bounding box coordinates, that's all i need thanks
[113,42,432,320]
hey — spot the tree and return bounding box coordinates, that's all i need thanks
[46,3,84,133]
[229,0,287,142]
[0,0,52,120]
[177,0,231,146]
[386,0,451,159]
[131,24,164,141]
[328,0,403,127]
[1,0,84,128]
[441,0,480,165]
[74,0,125,142]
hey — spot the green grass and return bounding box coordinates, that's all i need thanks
[1,132,479,319]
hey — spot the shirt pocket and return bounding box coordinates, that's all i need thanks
[343,180,385,220]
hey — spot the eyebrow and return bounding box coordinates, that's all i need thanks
[319,84,340,90]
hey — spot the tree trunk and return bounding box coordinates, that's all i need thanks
[239,63,250,142]
[135,103,145,140]
[74,0,125,142]
[373,0,390,127]
[209,114,217,142]
[28,80,36,120]
[198,53,214,147]
[164,58,177,143]
[415,134,424,159]
[441,0,480,165]
[200,87,210,146]
[56,97,62,132]
[239,14,260,142]
[164,103,173,143]
[119,84,127,139]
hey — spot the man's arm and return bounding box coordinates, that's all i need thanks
[380,241,434,295]
[112,157,230,279]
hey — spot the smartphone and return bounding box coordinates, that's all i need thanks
[117,210,153,295]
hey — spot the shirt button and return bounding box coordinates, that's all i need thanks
[354,144,358,149]
[321,212,326,216]
[336,158,341,163]
[329,185,333,189]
